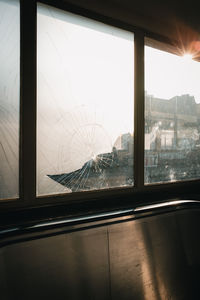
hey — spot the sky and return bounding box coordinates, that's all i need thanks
[145,46,200,103]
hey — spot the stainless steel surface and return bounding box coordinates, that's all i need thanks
[0,227,110,300]
[1,202,200,299]
[109,211,189,300]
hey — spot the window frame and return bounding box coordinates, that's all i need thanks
[1,0,200,212]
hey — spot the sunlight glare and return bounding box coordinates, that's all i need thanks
[182,53,193,61]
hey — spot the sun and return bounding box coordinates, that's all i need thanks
[182,53,193,61]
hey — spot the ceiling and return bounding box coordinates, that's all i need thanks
[55,0,200,58]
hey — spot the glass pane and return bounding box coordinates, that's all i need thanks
[37,4,134,195]
[0,0,20,199]
[145,43,200,184]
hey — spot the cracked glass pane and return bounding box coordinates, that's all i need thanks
[145,43,200,184]
[0,0,20,199]
[37,4,134,195]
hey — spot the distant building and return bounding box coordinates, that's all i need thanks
[145,93,200,151]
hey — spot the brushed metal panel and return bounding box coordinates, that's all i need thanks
[108,212,190,300]
[0,248,11,300]
[177,209,200,299]
[1,205,200,300]
[177,209,200,265]
[1,227,110,300]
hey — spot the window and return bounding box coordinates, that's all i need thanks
[0,0,200,209]
[0,0,20,200]
[145,41,200,184]
[37,3,134,195]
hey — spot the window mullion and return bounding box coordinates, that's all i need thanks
[134,31,145,188]
[20,0,37,204]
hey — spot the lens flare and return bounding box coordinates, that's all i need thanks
[182,53,193,61]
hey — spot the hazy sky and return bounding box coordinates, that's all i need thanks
[145,46,200,103]
[37,3,134,137]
